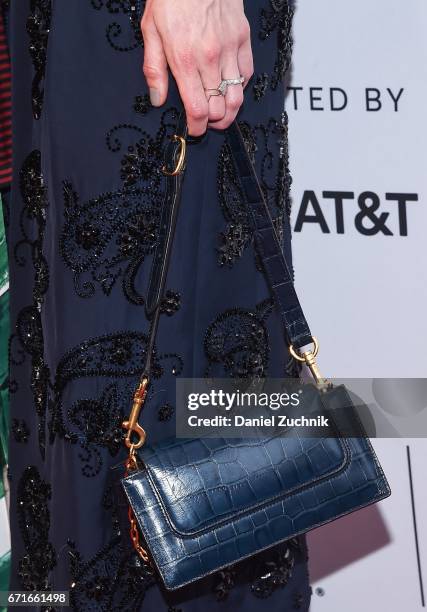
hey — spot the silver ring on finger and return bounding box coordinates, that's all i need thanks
[204,76,244,99]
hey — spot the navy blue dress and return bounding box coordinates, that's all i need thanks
[6,1,312,610]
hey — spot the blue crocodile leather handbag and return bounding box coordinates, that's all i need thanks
[119,114,391,591]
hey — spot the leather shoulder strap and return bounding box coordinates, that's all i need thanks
[226,121,312,350]
[145,111,188,318]
[145,115,312,351]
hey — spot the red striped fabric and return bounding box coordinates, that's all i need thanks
[0,12,11,187]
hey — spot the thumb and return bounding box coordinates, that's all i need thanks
[141,21,169,107]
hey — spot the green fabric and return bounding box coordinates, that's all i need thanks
[0,195,10,601]
[0,551,10,611]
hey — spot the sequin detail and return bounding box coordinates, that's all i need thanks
[27,0,52,119]
[157,402,174,422]
[90,0,144,52]
[204,299,273,378]
[17,466,56,591]
[47,330,182,476]
[60,108,180,305]
[10,151,50,458]
[68,537,156,609]
[250,539,300,599]
[133,94,152,116]
[217,114,292,268]
[67,384,124,477]
[11,419,30,443]
[254,0,294,100]
[160,290,181,316]
[14,150,49,301]
[213,568,236,601]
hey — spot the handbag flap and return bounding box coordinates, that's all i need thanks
[138,433,349,537]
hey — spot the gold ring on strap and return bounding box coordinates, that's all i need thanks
[289,337,319,362]
[162,135,187,176]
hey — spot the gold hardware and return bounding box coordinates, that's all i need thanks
[128,505,150,563]
[123,446,150,564]
[122,376,149,450]
[125,445,139,471]
[161,135,186,176]
[289,337,330,387]
[122,377,151,563]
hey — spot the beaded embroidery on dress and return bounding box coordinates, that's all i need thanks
[7,1,311,609]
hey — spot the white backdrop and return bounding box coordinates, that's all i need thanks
[287,1,427,610]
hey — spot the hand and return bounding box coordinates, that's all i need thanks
[141,0,253,136]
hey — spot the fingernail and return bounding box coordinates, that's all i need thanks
[149,87,160,106]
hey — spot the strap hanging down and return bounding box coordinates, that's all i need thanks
[144,111,313,363]
[226,121,313,350]
[145,111,189,318]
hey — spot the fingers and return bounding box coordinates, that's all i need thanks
[238,36,254,90]
[140,2,254,134]
[208,51,243,131]
[141,16,169,106]
[144,26,209,136]
[199,41,226,123]
[208,23,254,130]
[206,90,226,124]
[165,46,210,136]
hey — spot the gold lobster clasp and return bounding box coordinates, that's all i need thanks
[122,376,149,450]
[289,337,330,389]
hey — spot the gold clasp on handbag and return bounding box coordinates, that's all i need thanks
[289,337,330,388]
[122,376,149,452]
[161,134,186,176]
[122,375,151,564]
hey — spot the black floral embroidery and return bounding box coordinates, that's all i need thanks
[27,0,52,119]
[47,330,182,475]
[60,108,180,305]
[213,568,236,601]
[17,466,56,591]
[160,290,181,316]
[13,308,50,443]
[68,537,156,610]
[217,113,292,268]
[61,181,157,301]
[108,122,168,188]
[157,402,174,422]
[66,483,158,608]
[14,150,49,300]
[250,539,301,599]
[253,73,270,102]
[133,93,152,116]
[204,299,273,378]
[90,0,144,52]
[67,384,124,477]
[11,419,30,443]
[53,332,177,392]
[254,0,294,100]
[10,151,50,458]
[216,136,250,267]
